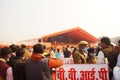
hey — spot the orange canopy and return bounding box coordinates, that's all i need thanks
[41,27,98,43]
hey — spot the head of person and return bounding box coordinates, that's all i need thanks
[33,44,44,54]
[88,47,96,57]
[9,44,19,53]
[99,37,111,49]
[0,47,12,60]
[21,44,26,49]
[67,45,69,48]
[57,48,60,52]
[16,48,25,57]
[118,40,120,46]
[78,40,88,52]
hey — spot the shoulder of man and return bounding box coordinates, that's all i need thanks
[103,47,119,56]
[48,58,63,68]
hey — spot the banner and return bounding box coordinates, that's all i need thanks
[55,64,109,80]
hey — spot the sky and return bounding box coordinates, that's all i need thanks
[0,0,120,43]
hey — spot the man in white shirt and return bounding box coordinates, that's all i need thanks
[113,54,120,80]
[116,54,120,66]
[115,40,120,66]
[0,47,13,80]
[113,40,120,80]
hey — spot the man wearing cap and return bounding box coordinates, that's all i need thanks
[73,40,88,64]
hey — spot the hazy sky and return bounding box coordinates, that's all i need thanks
[0,0,120,42]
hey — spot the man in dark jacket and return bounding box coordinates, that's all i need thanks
[8,48,26,80]
[97,37,119,80]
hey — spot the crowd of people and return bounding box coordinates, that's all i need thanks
[0,36,120,80]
